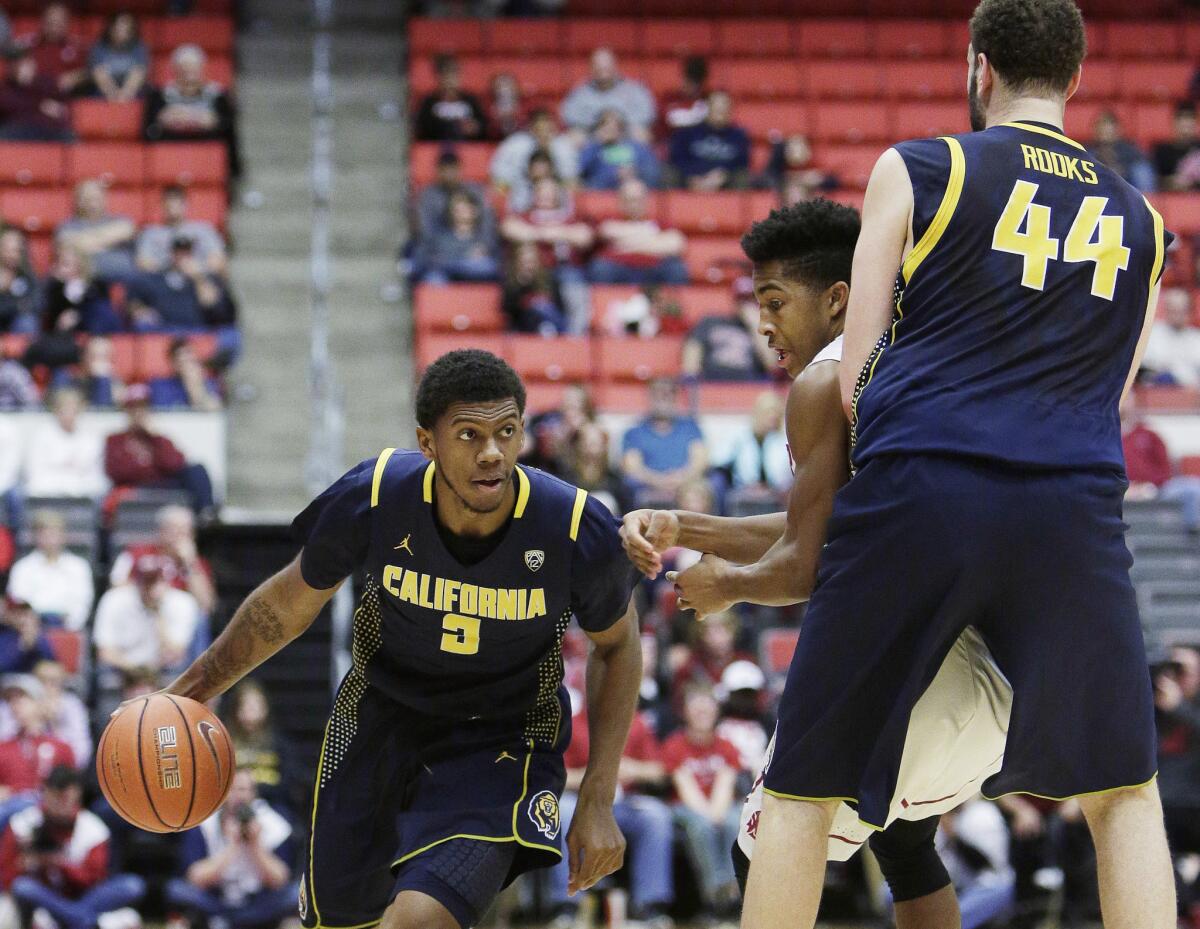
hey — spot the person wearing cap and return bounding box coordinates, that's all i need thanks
[0,599,53,676]
[110,504,216,616]
[0,764,146,929]
[682,277,777,383]
[414,53,486,142]
[716,660,770,780]
[91,553,199,713]
[136,185,227,277]
[126,232,234,332]
[5,511,94,632]
[104,385,215,515]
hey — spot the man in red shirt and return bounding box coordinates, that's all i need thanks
[104,384,215,516]
[662,687,743,920]
[1122,412,1200,534]
[0,765,145,929]
[587,179,688,287]
[17,4,86,95]
[0,675,74,796]
[109,503,216,617]
[549,699,675,927]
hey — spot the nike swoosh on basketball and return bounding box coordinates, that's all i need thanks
[197,721,223,784]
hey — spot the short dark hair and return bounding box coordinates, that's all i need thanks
[433,53,458,75]
[683,55,708,85]
[415,350,526,429]
[1175,103,1196,120]
[43,764,81,792]
[740,199,860,290]
[163,183,186,199]
[969,0,1085,95]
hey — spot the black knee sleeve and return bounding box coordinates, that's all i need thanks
[868,816,951,903]
[732,839,751,898]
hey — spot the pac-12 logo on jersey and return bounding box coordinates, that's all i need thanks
[528,790,560,839]
[525,550,545,572]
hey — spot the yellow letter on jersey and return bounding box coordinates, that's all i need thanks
[992,180,1059,291]
[1064,196,1130,302]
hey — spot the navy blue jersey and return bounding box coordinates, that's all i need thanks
[291,449,636,735]
[851,120,1173,472]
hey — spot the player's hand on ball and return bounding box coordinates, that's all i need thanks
[565,796,626,895]
[668,554,734,619]
[620,509,679,579]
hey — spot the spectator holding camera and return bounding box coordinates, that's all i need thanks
[137,185,226,277]
[165,769,297,929]
[0,765,145,929]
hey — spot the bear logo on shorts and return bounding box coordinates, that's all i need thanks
[527,790,560,839]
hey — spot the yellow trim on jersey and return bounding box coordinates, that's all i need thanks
[422,461,436,503]
[310,920,381,929]
[568,488,588,542]
[306,718,333,927]
[983,772,1158,805]
[761,788,886,832]
[1002,120,1086,152]
[901,136,966,284]
[1145,196,1166,288]
[514,466,531,518]
[393,834,518,868]
[369,448,396,508]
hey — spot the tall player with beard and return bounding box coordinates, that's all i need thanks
[728,1,1176,927]
[621,200,1012,929]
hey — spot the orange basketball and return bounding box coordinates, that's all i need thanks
[96,694,235,833]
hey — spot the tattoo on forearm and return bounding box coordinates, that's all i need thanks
[246,597,286,645]
[197,595,287,694]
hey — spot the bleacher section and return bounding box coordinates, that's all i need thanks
[407,14,1200,413]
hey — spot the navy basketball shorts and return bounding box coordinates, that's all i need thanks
[299,676,566,929]
[764,453,1157,829]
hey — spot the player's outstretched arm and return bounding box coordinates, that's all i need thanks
[567,599,642,896]
[165,554,341,704]
[620,508,786,579]
[840,148,914,419]
[671,364,848,617]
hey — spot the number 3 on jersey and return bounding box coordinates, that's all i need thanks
[441,614,480,655]
[992,179,1131,300]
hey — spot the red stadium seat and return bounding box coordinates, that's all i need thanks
[810,102,891,143]
[408,19,486,55]
[744,190,778,224]
[589,285,640,331]
[738,102,810,142]
[1082,20,1108,58]
[409,143,493,186]
[25,233,51,276]
[563,19,641,55]
[676,285,733,326]
[524,382,572,414]
[1180,456,1200,478]
[1119,62,1194,102]
[664,192,748,236]
[828,189,866,213]
[105,188,149,224]
[696,383,780,412]
[892,102,969,139]
[636,59,684,97]
[509,336,592,383]
[595,336,683,382]
[1073,58,1121,102]
[1062,101,1130,142]
[1186,21,1200,59]
[685,236,750,285]
[147,142,227,187]
[884,60,966,100]
[1135,385,1200,411]
[71,100,144,141]
[1133,103,1175,148]
[576,191,657,224]
[157,17,234,54]
[134,334,176,381]
[110,335,138,384]
[45,629,81,675]
[459,58,567,100]
[68,143,146,187]
[715,21,796,57]
[0,144,67,187]
[817,144,884,190]
[797,20,870,58]
[1154,193,1200,237]
[1104,22,1181,58]
[806,61,882,100]
[715,61,804,101]
[870,20,950,58]
[485,20,564,54]
[641,20,717,56]
[416,333,508,370]
[760,627,799,677]
[1,189,72,232]
[144,186,225,229]
[592,382,650,413]
[414,284,504,333]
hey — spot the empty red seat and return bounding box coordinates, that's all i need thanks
[892,102,968,139]
[460,57,567,100]
[68,143,146,187]
[676,285,733,326]
[157,16,234,54]
[641,20,717,56]
[1104,22,1181,58]
[664,191,748,236]
[883,60,964,100]
[1119,62,1193,102]
[696,383,779,412]
[416,333,508,370]
[25,233,51,275]
[760,627,799,676]
[410,143,493,186]
[143,186,225,228]
[134,333,176,381]
[806,61,882,100]
[524,382,572,414]
[1072,58,1120,102]
[595,336,683,382]
[684,236,750,285]
[563,19,640,55]
[817,144,884,190]
[637,59,684,96]
[0,144,67,186]
[577,191,643,224]
[1181,455,1200,477]
[717,61,803,101]
[1133,102,1175,148]
[738,101,810,142]
[414,284,504,333]
[45,629,81,675]
[871,19,950,58]
[71,100,144,141]
[1153,193,1200,237]
[798,20,870,58]
[828,189,866,213]
[1,189,72,232]
[509,336,592,382]
[109,335,137,383]
[1187,21,1200,59]
[810,102,891,143]
[485,19,563,54]
[408,19,485,55]
[1062,100,1128,142]
[105,188,149,224]
[745,190,778,224]
[715,20,795,56]
[147,142,227,187]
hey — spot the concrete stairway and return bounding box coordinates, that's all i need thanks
[225,0,411,516]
